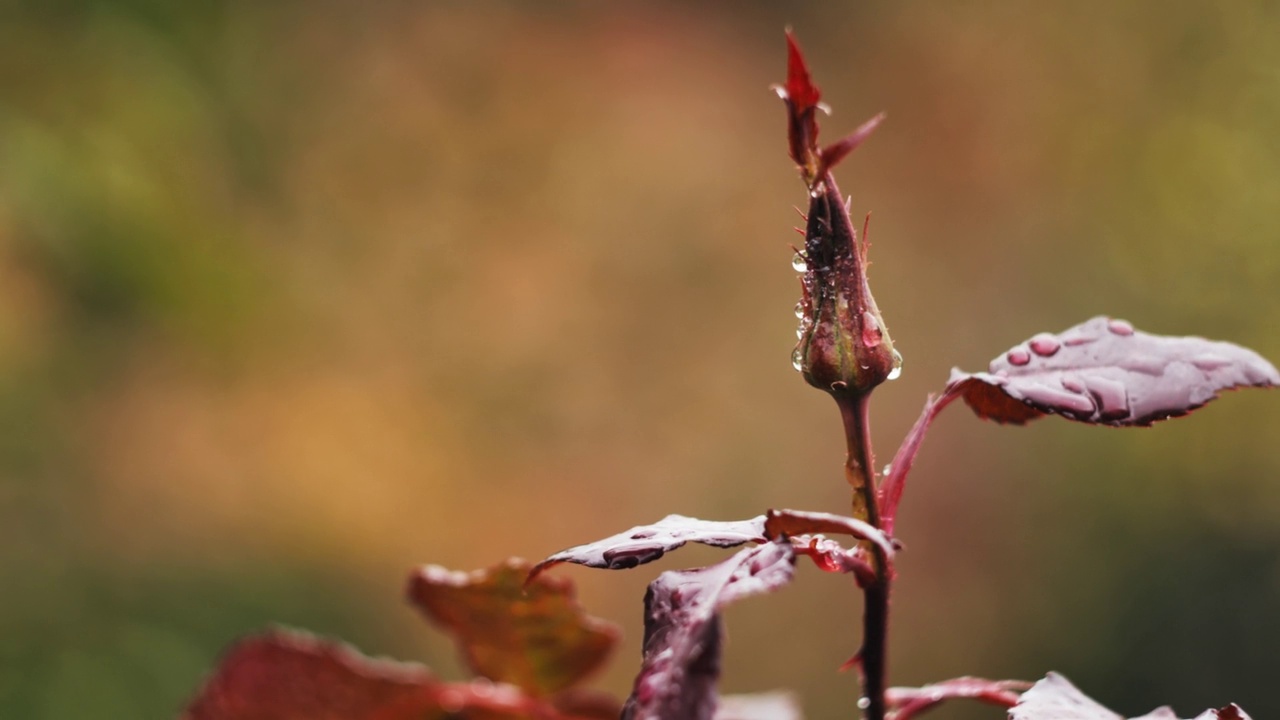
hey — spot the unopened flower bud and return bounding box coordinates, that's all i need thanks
[779,32,900,397]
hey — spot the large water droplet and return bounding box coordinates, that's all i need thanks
[1007,348,1032,366]
[861,312,883,348]
[886,349,904,380]
[1107,318,1134,336]
[791,252,808,272]
[1029,333,1061,357]
[791,346,803,372]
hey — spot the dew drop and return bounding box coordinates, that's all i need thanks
[1108,318,1134,336]
[794,301,805,319]
[1028,333,1061,357]
[791,252,808,272]
[861,312,883,348]
[857,697,871,710]
[791,346,803,372]
[1006,348,1031,366]
[886,349,904,380]
[796,325,805,340]
[882,463,893,477]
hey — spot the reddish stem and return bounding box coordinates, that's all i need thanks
[835,393,889,720]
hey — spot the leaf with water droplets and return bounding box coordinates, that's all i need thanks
[949,316,1278,427]
[623,541,797,720]
[181,628,602,720]
[885,676,1029,720]
[408,559,619,697]
[1009,673,1251,720]
[530,515,768,578]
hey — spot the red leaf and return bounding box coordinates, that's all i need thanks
[182,629,434,720]
[408,559,619,697]
[1010,673,1251,720]
[624,541,797,720]
[949,316,1278,427]
[530,514,767,578]
[885,676,1029,720]
[182,628,603,720]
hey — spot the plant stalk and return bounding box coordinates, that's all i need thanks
[837,392,889,720]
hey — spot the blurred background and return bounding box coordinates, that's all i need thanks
[2,1,1279,718]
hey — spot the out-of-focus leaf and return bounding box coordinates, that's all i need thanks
[181,628,592,720]
[408,559,619,697]
[884,676,1028,720]
[714,692,803,720]
[549,688,626,720]
[949,316,1278,427]
[530,515,767,578]
[1010,673,1251,720]
[182,628,432,720]
[623,541,797,720]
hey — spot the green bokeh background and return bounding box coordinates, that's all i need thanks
[2,2,1278,718]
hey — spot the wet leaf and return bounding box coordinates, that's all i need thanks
[624,541,797,720]
[763,508,896,558]
[885,676,1028,720]
[530,515,767,578]
[408,559,619,697]
[950,316,1278,427]
[181,628,594,720]
[1010,673,1251,720]
[714,692,803,720]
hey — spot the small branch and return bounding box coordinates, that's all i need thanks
[835,392,889,720]
[879,388,964,536]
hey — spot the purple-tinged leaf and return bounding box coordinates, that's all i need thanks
[763,508,896,559]
[884,676,1028,720]
[714,692,803,720]
[624,541,797,720]
[1010,673,1250,720]
[530,515,767,578]
[949,316,1278,427]
[408,559,619,697]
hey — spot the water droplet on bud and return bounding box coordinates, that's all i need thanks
[794,302,805,319]
[791,346,803,372]
[791,252,808,272]
[857,697,871,710]
[886,349,904,380]
[861,312,882,348]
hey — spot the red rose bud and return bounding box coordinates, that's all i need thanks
[791,184,900,396]
[781,33,899,397]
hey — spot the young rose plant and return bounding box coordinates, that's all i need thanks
[182,32,1275,720]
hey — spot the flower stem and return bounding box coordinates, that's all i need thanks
[836,392,889,720]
